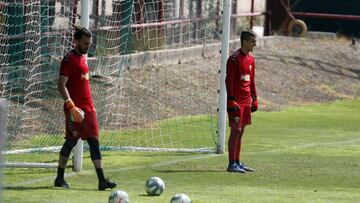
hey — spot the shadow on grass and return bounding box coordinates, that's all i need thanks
[101,153,201,157]
[138,194,156,197]
[4,185,100,192]
[4,186,55,190]
[4,171,55,175]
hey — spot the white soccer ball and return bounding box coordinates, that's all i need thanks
[108,190,130,203]
[170,193,192,203]
[145,176,165,196]
[70,108,85,122]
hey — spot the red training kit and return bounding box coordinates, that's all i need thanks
[60,50,99,140]
[225,49,257,162]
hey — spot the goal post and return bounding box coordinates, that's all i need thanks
[0,99,8,202]
[217,0,232,154]
[71,0,91,173]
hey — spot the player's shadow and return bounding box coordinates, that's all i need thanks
[116,153,196,157]
[4,186,54,191]
[138,194,156,197]
[4,185,100,191]
[3,171,55,175]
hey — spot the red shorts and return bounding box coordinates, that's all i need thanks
[228,106,252,129]
[64,106,99,140]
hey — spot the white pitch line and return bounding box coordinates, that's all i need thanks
[6,137,360,187]
[247,137,360,155]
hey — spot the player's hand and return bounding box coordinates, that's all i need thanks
[227,100,240,113]
[65,100,85,123]
[227,100,240,119]
[251,97,258,113]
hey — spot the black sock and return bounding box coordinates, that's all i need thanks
[95,168,106,182]
[57,167,65,180]
[229,160,235,165]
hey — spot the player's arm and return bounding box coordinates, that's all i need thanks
[250,60,258,113]
[225,58,240,117]
[58,75,71,101]
[58,75,84,123]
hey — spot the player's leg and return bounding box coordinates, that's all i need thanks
[83,108,116,190]
[54,138,78,188]
[234,127,244,165]
[228,127,239,164]
[227,126,245,173]
[234,107,255,172]
[87,138,117,190]
[235,126,255,172]
[55,106,82,188]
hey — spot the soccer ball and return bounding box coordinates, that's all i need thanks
[70,108,85,122]
[108,190,129,203]
[170,193,192,203]
[145,176,165,196]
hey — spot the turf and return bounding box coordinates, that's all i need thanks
[2,99,360,203]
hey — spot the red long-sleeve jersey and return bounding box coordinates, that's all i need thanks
[225,49,257,106]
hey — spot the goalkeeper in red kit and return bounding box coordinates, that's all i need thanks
[226,30,258,173]
[54,27,117,190]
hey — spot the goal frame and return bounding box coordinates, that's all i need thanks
[1,0,231,171]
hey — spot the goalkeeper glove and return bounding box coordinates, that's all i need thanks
[251,95,258,113]
[227,96,240,117]
[65,100,85,123]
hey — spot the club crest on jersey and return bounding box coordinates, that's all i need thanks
[249,65,252,71]
[81,73,89,80]
[240,74,250,81]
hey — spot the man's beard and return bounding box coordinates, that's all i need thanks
[79,48,88,54]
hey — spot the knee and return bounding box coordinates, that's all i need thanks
[60,139,77,158]
[230,128,242,136]
[87,138,102,161]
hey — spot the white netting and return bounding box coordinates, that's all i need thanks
[0,0,226,166]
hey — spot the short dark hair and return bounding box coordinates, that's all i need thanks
[74,26,92,40]
[240,30,256,44]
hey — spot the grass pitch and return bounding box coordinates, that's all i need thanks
[2,100,360,203]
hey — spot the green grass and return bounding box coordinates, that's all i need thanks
[99,114,217,149]
[5,114,217,163]
[3,99,360,203]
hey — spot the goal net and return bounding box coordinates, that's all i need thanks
[0,0,225,168]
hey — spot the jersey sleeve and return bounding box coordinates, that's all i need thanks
[225,57,237,100]
[59,58,71,77]
[250,59,257,97]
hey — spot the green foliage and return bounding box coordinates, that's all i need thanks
[3,100,360,203]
